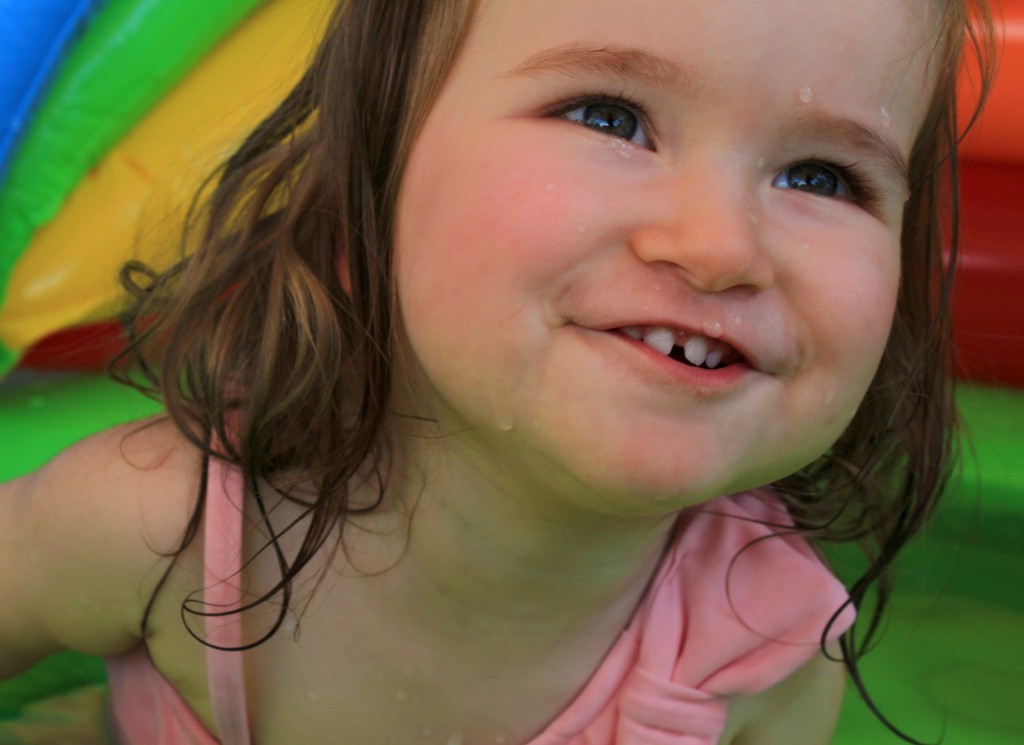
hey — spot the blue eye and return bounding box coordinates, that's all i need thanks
[561,98,653,148]
[772,163,850,198]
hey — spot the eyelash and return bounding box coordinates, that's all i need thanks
[545,92,656,147]
[784,160,881,208]
[545,93,882,208]
[833,163,880,207]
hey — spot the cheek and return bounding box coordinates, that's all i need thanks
[805,236,900,416]
[393,124,604,414]
[396,130,602,324]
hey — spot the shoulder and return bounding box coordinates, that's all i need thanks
[0,417,204,676]
[723,645,847,745]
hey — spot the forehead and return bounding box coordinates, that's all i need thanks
[462,0,939,143]
[469,0,934,60]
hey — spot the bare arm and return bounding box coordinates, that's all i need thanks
[0,418,202,679]
[725,648,847,745]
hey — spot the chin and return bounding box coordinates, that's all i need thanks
[554,449,748,515]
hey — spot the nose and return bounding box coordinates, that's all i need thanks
[630,168,774,293]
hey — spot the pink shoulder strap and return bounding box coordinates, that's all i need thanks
[203,456,253,745]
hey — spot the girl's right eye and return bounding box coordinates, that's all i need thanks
[557,97,654,149]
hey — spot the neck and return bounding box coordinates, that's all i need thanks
[341,427,679,665]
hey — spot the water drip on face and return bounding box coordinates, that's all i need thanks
[798,86,813,103]
[608,138,635,157]
[880,106,892,128]
[703,319,723,338]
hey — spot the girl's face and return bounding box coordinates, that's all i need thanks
[394,0,936,509]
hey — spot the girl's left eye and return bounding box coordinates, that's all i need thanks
[559,98,653,149]
[772,163,850,199]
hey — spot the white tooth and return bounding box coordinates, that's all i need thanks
[622,326,643,340]
[642,326,676,356]
[705,349,724,369]
[683,335,709,366]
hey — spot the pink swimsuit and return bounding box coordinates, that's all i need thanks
[106,460,855,745]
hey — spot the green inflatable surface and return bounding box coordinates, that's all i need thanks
[831,384,1024,744]
[0,375,1021,743]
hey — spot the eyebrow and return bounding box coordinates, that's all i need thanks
[506,43,702,91]
[507,43,911,197]
[784,112,911,198]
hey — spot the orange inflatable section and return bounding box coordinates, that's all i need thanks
[958,0,1024,163]
[952,1,1024,388]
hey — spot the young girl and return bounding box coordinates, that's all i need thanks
[0,0,996,743]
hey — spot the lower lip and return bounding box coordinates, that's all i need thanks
[586,329,756,390]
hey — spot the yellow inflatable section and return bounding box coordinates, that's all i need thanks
[0,0,332,351]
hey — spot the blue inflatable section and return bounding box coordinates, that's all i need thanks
[0,0,106,182]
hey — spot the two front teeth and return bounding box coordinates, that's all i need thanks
[621,325,732,369]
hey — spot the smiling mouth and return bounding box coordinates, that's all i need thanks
[618,325,747,370]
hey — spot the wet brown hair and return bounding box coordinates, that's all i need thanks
[118,0,478,639]
[113,0,997,740]
[769,1,997,739]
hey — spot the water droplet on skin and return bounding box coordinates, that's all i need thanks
[747,211,760,225]
[756,157,766,169]
[822,388,840,422]
[798,86,813,103]
[703,320,723,338]
[495,416,514,432]
[545,182,556,191]
[800,243,810,251]
[880,106,892,128]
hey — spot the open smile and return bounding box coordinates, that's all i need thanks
[617,325,747,370]
[571,323,761,393]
